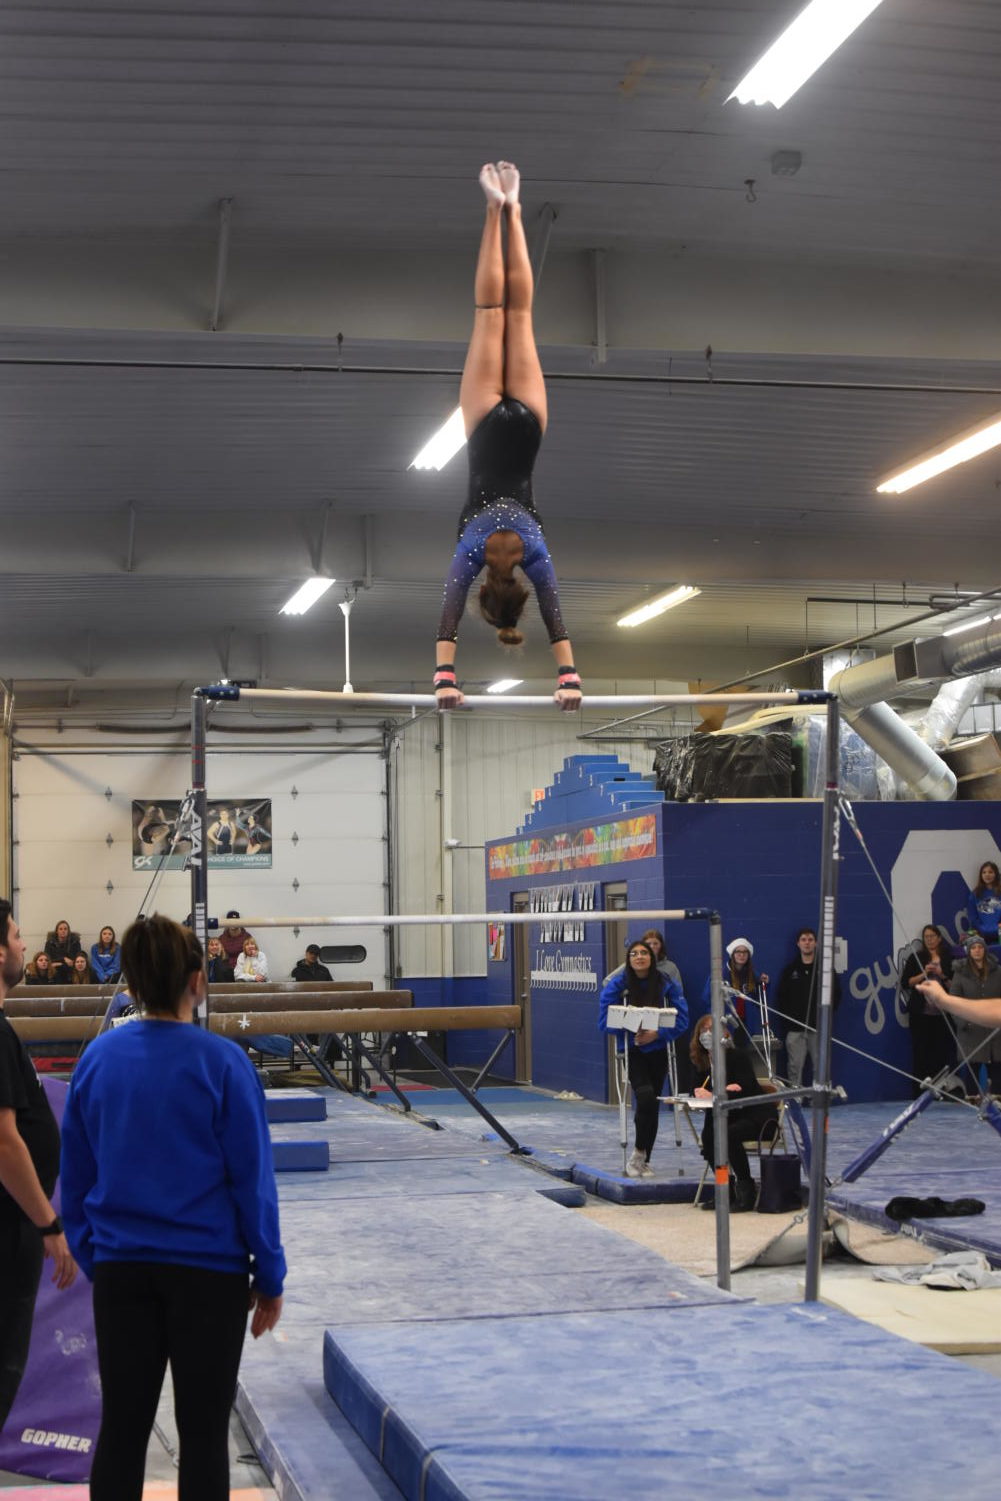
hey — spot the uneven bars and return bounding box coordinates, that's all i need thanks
[214,909,713,929]
[197,686,833,709]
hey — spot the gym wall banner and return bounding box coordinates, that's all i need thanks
[488,814,657,879]
[132,799,273,870]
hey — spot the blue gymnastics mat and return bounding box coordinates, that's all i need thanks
[323,1302,1001,1501]
[274,1190,736,1327]
[825,1100,1001,1263]
[265,1088,328,1123]
[421,1085,707,1195]
[237,1332,402,1500]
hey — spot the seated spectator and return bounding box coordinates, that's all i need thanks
[899,924,955,1096]
[949,932,1001,1100]
[691,1016,779,1213]
[90,926,122,984]
[44,919,82,982]
[219,911,253,966]
[291,944,332,983]
[234,938,269,983]
[69,953,94,985]
[966,860,1001,944]
[24,951,54,985]
[205,936,235,984]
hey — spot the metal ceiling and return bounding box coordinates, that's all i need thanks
[0,0,999,704]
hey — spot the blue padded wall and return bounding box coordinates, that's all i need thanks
[481,756,1001,1104]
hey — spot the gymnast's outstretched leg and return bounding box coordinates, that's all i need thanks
[458,165,507,437]
[496,162,547,432]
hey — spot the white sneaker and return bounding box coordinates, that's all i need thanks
[640,1161,655,1179]
[625,1150,645,1178]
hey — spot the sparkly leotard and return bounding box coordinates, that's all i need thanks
[437,398,568,644]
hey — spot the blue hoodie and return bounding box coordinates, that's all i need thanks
[599,970,688,1054]
[966,888,1001,942]
[89,942,122,983]
[60,1020,285,1297]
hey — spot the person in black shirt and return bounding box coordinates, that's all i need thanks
[43,918,82,984]
[774,927,841,1088]
[691,1016,779,1212]
[291,944,332,984]
[899,924,955,1096]
[0,898,77,1429]
[205,936,235,985]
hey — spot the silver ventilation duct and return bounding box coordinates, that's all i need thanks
[828,614,1001,800]
[919,675,987,752]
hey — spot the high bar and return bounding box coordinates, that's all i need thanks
[197,686,832,709]
[214,909,715,929]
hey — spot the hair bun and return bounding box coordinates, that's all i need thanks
[498,626,524,647]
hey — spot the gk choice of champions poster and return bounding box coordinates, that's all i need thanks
[132,801,273,870]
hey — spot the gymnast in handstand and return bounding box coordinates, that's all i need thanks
[434,162,581,711]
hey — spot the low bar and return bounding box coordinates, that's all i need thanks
[215,909,695,930]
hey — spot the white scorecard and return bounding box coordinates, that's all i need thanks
[606,1005,678,1033]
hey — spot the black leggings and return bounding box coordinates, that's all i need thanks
[0,1215,44,1431]
[627,1046,669,1157]
[90,1262,249,1501]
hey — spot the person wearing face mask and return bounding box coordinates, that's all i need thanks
[599,941,688,1178]
[691,1017,779,1212]
[774,927,841,1089]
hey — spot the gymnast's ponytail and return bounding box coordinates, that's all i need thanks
[120,914,203,1017]
[479,569,528,647]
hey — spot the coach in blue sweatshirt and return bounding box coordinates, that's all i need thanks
[60,914,286,1501]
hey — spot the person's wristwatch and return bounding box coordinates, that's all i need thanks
[38,1215,63,1237]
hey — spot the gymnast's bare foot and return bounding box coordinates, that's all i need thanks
[497,161,520,205]
[479,163,505,207]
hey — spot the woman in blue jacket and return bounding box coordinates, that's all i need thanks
[89,925,121,983]
[966,860,1001,943]
[60,914,286,1501]
[600,940,688,1178]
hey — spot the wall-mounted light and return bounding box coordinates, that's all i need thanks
[617,585,701,629]
[410,407,466,471]
[728,0,886,109]
[877,412,1001,495]
[486,679,523,694]
[279,578,336,616]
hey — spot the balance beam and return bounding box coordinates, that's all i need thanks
[9,1005,519,1045]
[209,990,411,1015]
[210,1005,520,1037]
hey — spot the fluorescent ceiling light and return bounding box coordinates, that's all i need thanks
[617,585,701,629]
[728,0,886,109]
[410,406,466,471]
[279,577,335,616]
[486,678,523,694]
[877,413,1001,495]
[941,613,999,638]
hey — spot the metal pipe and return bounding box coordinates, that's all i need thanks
[707,914,731,1290]
[216,909,703,929]
[209,197,233,332]
[843,701,957,800]
[805,696,842,1302]
[200,687,832,710]
[2,353,998,397]
[190,693,209,1020]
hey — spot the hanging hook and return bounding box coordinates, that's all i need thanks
[744,178,757,203]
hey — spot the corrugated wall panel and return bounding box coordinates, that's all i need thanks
[393,712,657,979]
